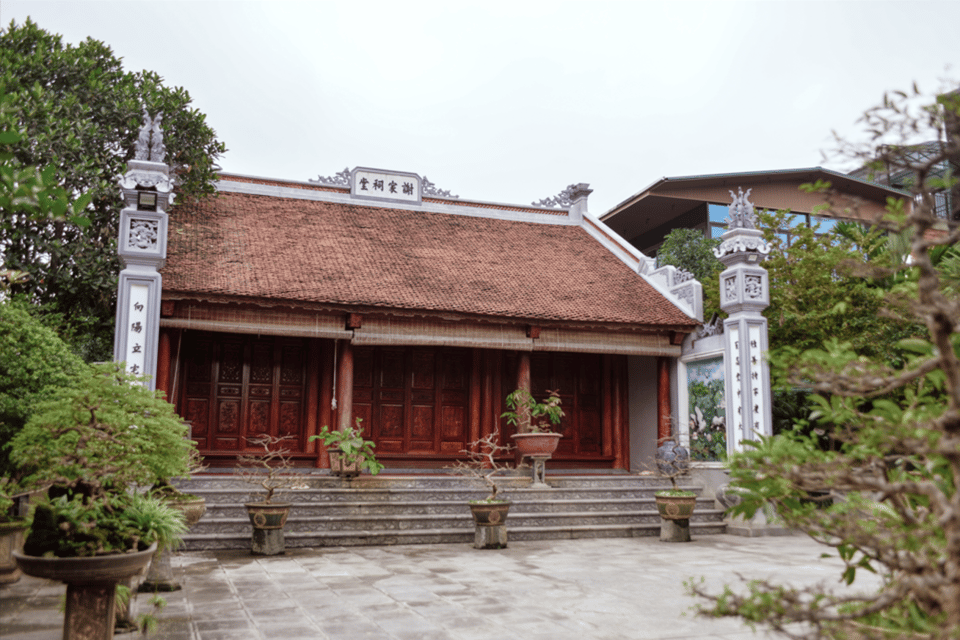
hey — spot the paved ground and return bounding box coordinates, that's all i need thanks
[2,534,873,640]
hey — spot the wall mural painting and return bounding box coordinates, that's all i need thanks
[687,356,727,461]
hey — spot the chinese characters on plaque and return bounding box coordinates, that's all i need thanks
[352,169,420,203]
[124,283,149,376]
[727,323,766,444]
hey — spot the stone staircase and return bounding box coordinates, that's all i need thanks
[175,472,726,550]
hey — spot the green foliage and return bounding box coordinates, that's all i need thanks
[691,86,960,639]
[758,209,924,368]
[0,18,225,361]
[657,227,723,317]
[0,298,84,477]
[10,362,194,495]
[501,388,565,434]
[23,492,185,557]
[310,418,384,475]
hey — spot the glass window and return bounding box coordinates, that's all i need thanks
[708,204,728,224]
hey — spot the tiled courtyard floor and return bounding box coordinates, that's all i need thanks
[2,534,872,640]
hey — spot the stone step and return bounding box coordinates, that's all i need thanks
[177,473,726,550]
[182,521,728,550]
[184,485,700,505]
[192,496,717,518]
[188,505,724,535]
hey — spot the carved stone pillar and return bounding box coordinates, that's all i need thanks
[113,111,173,390]
[714,188,774,450]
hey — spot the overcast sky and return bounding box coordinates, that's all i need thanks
[4,0,959,214]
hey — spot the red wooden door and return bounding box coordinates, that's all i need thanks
[352,346,470,457]
[179,333,308,454]
[506,352,605,459]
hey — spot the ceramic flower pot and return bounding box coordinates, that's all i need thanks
[468,500,511,526]
[0,519,28,584]
[511,433,562,457]
[328,449,362,477]
[244,502,291,556]
[654,493,698,520]
[14,543,156,640]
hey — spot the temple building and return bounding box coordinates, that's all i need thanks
[151,167,703,470]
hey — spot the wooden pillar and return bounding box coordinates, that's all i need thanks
[316,340,334,468]
[480,351,496,442]
[156,329,171,401]
[619,356,631,470]
[514,351,532,463]
[657,356,671,445]
[469,348,482,446]
[305,339,321,462]
[611,355,624,469]
[336,340,354,432]
[517,352,531,394]
[602,355,614,457]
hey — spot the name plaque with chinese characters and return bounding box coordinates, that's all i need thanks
[124,283,149,376]
[351,167,421,204]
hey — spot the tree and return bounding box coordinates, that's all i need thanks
[758,209,925,368]
[657,227,724,318]
[0,19,225,360]
[690,86,960,639]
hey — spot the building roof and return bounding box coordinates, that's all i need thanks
[599,167,909,248]
[162,176,697,331]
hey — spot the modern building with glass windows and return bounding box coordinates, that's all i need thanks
[600,167,909,257]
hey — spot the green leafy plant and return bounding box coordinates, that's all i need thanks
[501,388,565,434]
[10,362,193,557]
[310,419,384,475]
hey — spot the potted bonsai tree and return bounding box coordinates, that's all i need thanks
[310,418,384,478]
[9,362,191,639]
[449,431,516,549]
[236,434,305,555]
[654,438,697,542]
[502,388,565,458]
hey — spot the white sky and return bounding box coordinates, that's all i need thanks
[3,0,958,214]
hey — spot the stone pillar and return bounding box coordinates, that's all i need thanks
[113,111,173,390]
[714,188,774,451]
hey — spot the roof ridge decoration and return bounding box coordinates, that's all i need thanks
[309,167,460,199]
[533,184,578,208]
[725,187,757,229]
[310,167,352,187]
[421,176,459,199]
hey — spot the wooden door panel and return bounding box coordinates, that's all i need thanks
[352,346,470,457]
[179,333,309,455]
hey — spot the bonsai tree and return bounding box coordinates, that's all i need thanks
[236,434,303,504]
[10,362,192,557]
[449,431,516,503]
[310,418,384,475]
[501,389,565,434]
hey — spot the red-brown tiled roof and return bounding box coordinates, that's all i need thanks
[163,186,697,329]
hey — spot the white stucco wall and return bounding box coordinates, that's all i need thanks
[627,355,659,471]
